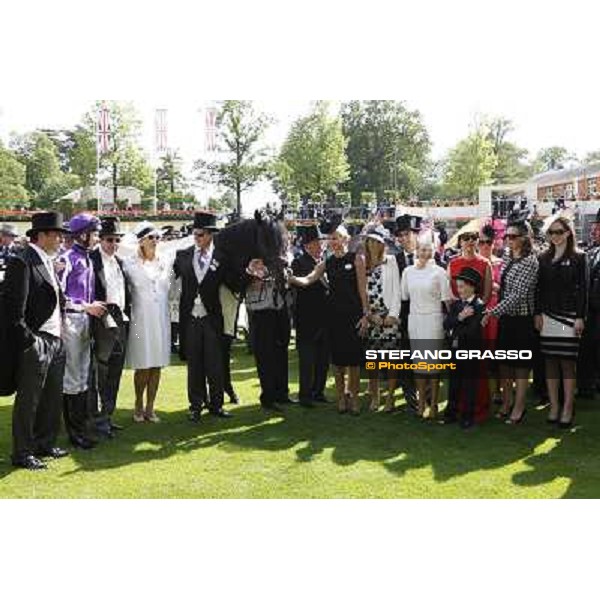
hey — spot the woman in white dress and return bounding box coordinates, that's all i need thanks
[400,240,452,418]
[123,223,172,423]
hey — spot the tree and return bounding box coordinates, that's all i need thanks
[533,146,576,173]
[194,100,273,215]
[207,190,236,213]
[157,150,185,197]
[274,101,349,198]
[39,129,77,172]
[340,100,431,200]
[443,126,497,199]
[10,131,63,195]
[117,145,154,195]
[37,173,81,209]
[485,116,531,183]
[68,125,98,187]
[583,150,600,165]
[76,102,152,201]
[0,143,29,207]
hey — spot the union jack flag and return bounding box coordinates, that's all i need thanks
[97,104,111,154]
[205,106,218,152]
[155,108,168,153]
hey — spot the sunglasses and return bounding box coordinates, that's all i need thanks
[478,239,493,245]
[104,237,121,243]
[145,235,160,241]
[548,228,567,236]
[461,234,478,242]
[503,233,523,241]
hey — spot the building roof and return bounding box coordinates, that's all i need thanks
[531,163,600,186]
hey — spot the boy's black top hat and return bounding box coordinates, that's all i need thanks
[454,266,482,291]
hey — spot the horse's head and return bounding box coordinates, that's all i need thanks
[214,210,286,293]
[253,209,284,269]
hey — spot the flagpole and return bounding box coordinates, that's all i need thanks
[96,105,101,213]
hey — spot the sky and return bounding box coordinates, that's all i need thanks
[1,0,599,213]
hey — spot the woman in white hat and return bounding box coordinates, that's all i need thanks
[122,222,171,423]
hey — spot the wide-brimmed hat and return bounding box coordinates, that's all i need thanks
[0,223,18,237]
[133,221,162,241]
[26,212,69,237]
[193,211,220,232]
[99,216,125,237]
[365,224,388,245]
[67,213,101,235]
[454,266,482,291]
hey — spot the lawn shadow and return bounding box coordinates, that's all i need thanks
[510,399,600,498]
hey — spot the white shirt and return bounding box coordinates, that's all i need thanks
[30,243,62,338]
[191,242,214,319]
[100,248,128,321]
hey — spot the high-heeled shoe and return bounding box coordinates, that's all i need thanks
[559,409,575,429]
[505,408,527,425]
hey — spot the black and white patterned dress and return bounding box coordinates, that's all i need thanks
[367,264,399,350]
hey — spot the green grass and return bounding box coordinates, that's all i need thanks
[0,343,599,498]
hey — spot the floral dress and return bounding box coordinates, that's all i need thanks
[367,264,399,351]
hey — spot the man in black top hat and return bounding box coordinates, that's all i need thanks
[89,217,131,437]
[174,212,233,421]
[291,223,330,407]
[3,212,69,469]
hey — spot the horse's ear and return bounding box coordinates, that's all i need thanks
[254,210,263,224]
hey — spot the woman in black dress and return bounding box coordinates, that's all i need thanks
[288,222,369,415]
[534,216,587,428]
[481,217,539,425]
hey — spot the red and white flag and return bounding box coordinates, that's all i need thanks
[155,108,168,153]
[205,106,218,152]
[97,104,111,154]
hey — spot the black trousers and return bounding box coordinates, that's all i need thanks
[446,376,478,422]
[171,322,180,353]
[222,334,236,398]
[187,316,224,413]
[93,322,127,423]
[251,308,290,406]
[296,330,329,403]
[578,311,600,391]
[12,333,65,461]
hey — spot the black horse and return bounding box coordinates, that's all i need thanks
[214,210,286,295]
